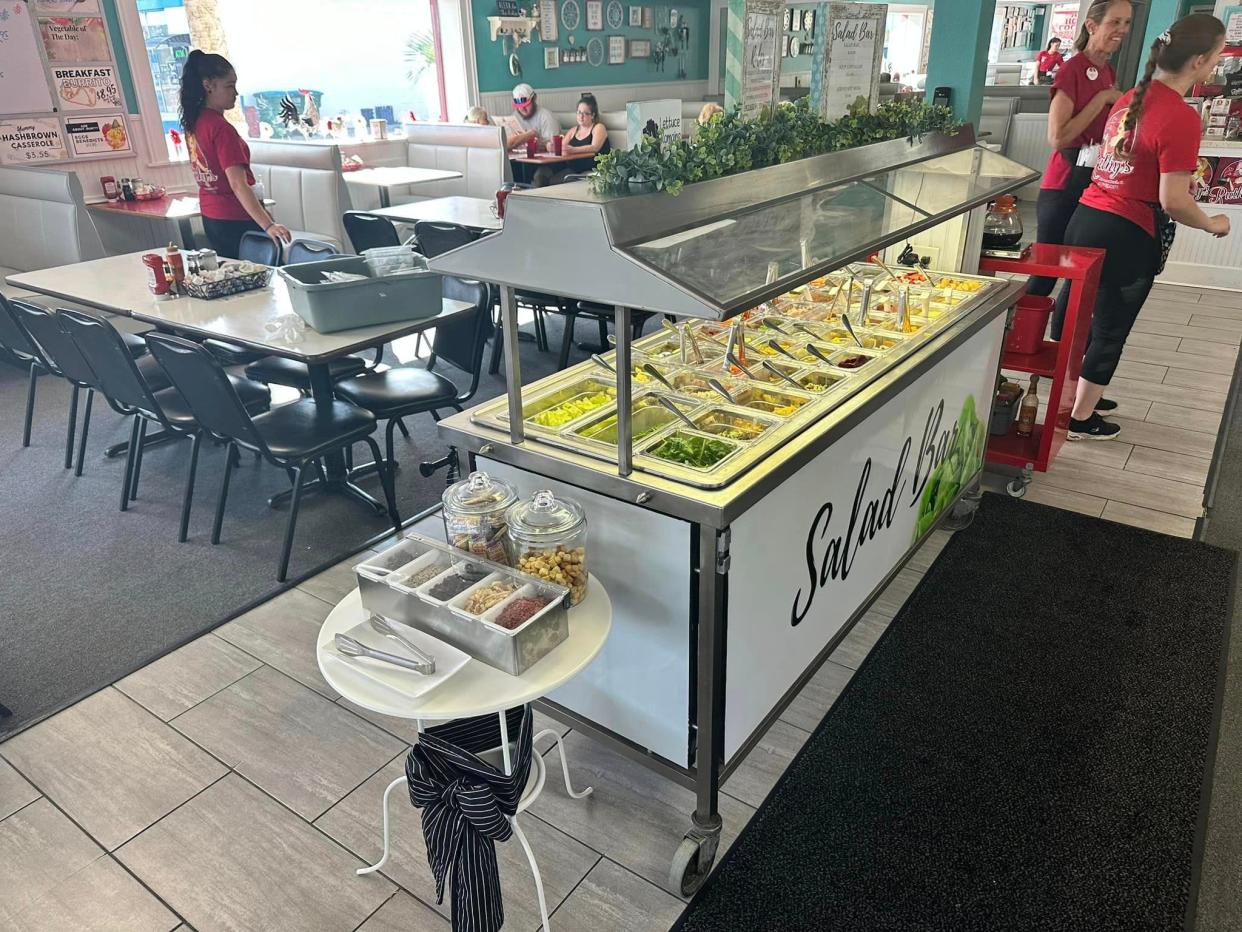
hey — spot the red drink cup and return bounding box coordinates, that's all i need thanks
[526,137,537,157]
[496,188,510,219]
[552,134,563,156]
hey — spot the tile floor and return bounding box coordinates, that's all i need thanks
[0,284,1232,931]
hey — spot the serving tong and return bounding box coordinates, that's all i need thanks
[335,615,437,675]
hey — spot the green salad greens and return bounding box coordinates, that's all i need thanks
[650,433,736,469]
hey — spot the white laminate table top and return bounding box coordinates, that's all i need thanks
[345,167,463,188]
[6,252,473,363]
[317,579,612,721]
[371,196,502,232]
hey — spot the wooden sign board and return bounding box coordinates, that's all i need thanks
[725,0,785,120]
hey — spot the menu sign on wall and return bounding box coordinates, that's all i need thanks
[38,15,110,62]
[51,65,122,111]
[725,0,785,120]
[0,2,55,115]
[0,117,67,164]
[35,0,101,11]
[811,2,885,121]
[64,115,131,157]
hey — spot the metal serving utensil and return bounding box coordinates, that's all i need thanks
[726,352,756,380]
[368,614,437,673]
[761,360,806,390]
[335,632,435,675]
[840,313,867,349]
[761,317,788,335]
[642,363,677,392]
[792,322,821,341]
[707,378,736,404]
[590,353,615,373]
[804,343,837,367]
[657,396,699,430]
[764,338,801,362]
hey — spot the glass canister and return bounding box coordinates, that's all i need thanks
[506,489,589,605]
[982,194,1023,250]
[441,471,518,565]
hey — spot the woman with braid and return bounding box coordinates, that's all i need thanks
[1063,14,1230,440]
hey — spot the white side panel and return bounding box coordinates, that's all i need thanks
[481,458,694,767]
[1159,203,1242,290]
[723,317,1006,760]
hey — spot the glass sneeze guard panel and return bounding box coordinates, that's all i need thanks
[864,148,1036,221]
[626,181,922,308]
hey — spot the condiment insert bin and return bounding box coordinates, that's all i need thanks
[354,531,571,675]
[278,255,443,333]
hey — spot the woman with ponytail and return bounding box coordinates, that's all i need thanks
[1028,0,1132,342]
[1063,14,1229,440]
[179,50,290,259]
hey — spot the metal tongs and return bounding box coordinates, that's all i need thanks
[335,618,436,675]
[662,319,707,364]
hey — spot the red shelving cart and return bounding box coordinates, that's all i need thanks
[979,244,1105,497]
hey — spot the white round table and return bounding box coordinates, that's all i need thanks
[316,575,611,721]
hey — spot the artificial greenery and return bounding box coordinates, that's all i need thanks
[590,96,962,197]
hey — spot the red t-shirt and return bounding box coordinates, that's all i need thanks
[187,109,255,222]
[1041,54,1116,191]
[1080,81,1201,237]
[1037,50,1064,75]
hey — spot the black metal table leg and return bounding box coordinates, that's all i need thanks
[105,427,176,459]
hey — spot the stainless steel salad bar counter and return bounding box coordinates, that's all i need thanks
[429,126,1037,893]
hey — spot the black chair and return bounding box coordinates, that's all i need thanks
[0,294,53,448]
[344,211,402,254]
[238,230,282,266]
[286,238,340,265]
[146,333,399,580]
[60,309,271,530]
[557,301,653,370]
[333,277,490,467]
[413,221,485,358]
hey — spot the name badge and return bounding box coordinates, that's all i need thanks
[1086,66,1099,81]
[1077,144,1100,168]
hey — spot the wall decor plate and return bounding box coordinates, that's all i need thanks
[607,0,624,29]
[561,0,581,31]
[587,36,605,66]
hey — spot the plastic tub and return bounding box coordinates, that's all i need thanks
[1005,295,1054,355]
[277,256,443,333]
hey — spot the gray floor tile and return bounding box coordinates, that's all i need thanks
[529,731,755,897]
[534,709,572,756]
[1,689,226,850]
[336,697,423,747]
[316,756,599,931]
[871,567,925,617]
[0,798,103,927]
[115,634,261,721]
[4,855,179,932]
[1022,482,1107,518]
[117,774,393,932]
[779,658,855,733]
[0,756,39,822]
[297,550,375,606]
[215,587,339,699]
[1101,500,1197,538]
[172,666,402,820]
[550,858,685,932]
[829,611,892,669]
[357,892,449,931]
[723,719,810,809]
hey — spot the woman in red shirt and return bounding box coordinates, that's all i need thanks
[1035,38,1065,85]
[179,51,290,259]
[1064,14,1230,440]
[1028,0,1131,346]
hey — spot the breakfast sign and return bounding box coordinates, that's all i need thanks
[51,65,122,111]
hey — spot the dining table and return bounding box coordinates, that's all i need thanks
[6,252,475,515]
[369,196,501,233]
[344,166,464,207]
[88,194,277,249]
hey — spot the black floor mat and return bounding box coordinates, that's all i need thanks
[675,493,1235,932]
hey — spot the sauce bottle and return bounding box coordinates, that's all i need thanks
[165,243,185,288]
[1016,375,1040,437]
[142,253,171,296]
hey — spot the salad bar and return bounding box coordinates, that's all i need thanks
[429,125,1037,894]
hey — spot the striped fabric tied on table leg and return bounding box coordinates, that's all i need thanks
[406,706,533,932]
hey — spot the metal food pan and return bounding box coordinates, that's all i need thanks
[690,407,778,441]
[570,400,687,447]
[638,426,747,474]
[514,377,618,431]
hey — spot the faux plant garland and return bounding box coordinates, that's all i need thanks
[590,97,962,197]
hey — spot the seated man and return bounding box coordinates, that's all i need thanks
[506,83,561,183]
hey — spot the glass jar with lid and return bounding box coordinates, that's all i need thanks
[506,489,589,605]
[982,194,1023,250]
[441,471,518,565]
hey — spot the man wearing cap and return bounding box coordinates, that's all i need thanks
[507,83,561,151]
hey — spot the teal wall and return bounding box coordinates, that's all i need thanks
[1139,0,1184,72]
[925,0,995,122]
[101,0,140,114]
[474,0,710,94]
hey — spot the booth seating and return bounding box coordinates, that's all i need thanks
[248,141,355,252]
[0,166,105,302]
[979,96,1020,155]
[548,101,717,152]
[398,123,510,202]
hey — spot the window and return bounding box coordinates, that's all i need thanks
[131,0,469,161]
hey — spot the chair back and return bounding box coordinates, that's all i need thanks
[8,299,94,385]
[343,212,401,253]
[0,294,40,361]
[413,221,478,259]
[58,310,162,419]
[432,276,490,401]
[144,332,268,452]
[286,238,340,265]
[238,231,282,266]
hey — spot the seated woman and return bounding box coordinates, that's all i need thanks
[464,105,491,126]
[532,93,611,187]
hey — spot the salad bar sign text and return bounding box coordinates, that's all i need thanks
[791,392,983,626]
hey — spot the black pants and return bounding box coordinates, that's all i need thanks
[1064,204,1158,386]
[1028,162,1094,339]
[202,216,263,260]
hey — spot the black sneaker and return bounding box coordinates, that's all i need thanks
[1094,398,1119,417]
[1068,412,1122,441]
